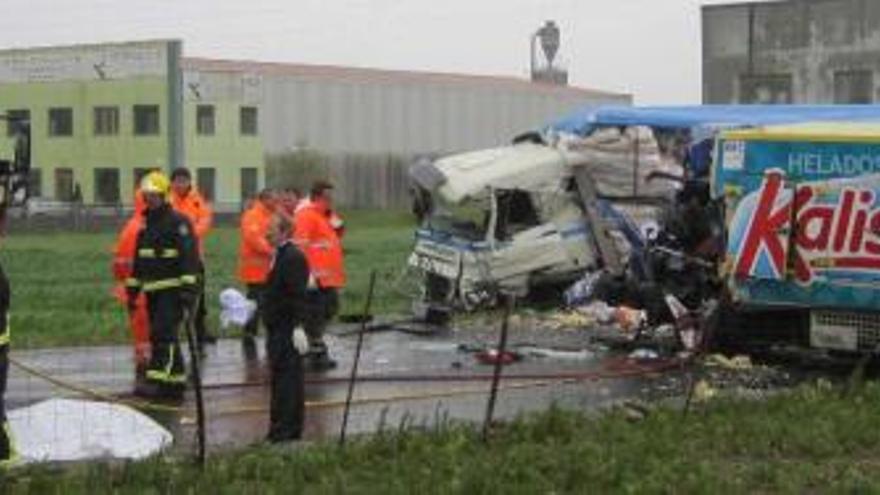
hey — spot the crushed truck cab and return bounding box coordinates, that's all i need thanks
[408,143,595,308]
[715,122,880,352]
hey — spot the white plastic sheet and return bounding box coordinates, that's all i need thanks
[7,398,173,464]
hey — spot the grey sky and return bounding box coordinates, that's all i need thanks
[0,0,736,104]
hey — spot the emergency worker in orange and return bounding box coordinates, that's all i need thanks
[293,180,345,370]
[238,188,278,339]
[112,188,150,374]
[169,167,216,345]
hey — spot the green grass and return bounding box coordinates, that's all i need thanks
[0,209,416,349]
[6,381,880,493]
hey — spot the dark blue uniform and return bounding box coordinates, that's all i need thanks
[126,203,200,396]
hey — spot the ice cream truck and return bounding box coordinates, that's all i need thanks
[715,122,880,352]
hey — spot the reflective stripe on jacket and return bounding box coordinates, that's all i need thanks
[128,204,200,293]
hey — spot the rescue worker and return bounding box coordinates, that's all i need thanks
[293,180,346,370]
[0,261,15,466]
[169,167,216,345]
[238,189,279,340]
[126,171,200,399]
[112,189,150,373]
[263,215,309,442]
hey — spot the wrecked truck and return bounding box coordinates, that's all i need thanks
[407,142,596,310]
[408,105,880,349]
[407,124,679,310]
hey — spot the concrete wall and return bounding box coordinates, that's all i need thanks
[703,0,880,104]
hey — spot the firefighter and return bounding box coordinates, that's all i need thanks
[169,167,216,345]
[126,171,200,399]
[112,189,150,374]
[293,180,346,370]
[0,261,15,466]
[238,189,278,340]
[263,215,309,442]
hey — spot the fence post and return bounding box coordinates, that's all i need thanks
[482,293,515,442]
[339,270,378,447]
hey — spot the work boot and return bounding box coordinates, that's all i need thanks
[307,350,337,371]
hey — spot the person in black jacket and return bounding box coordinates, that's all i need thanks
[262,215,310,442]
[126,171,200,400]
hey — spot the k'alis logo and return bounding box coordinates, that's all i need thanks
[733,169,880,284]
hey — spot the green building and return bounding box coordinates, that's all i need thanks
[0,39,263,211]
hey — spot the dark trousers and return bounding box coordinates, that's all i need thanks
[145,290,186,387]
[303,288,339,351]
[266,318,305,441]
[244,283,266,337]
[195,262,209,341]
[0,345,9,462]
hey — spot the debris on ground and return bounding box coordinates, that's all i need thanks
[629,348,660,361]
[474,349,522,366]
[705,353,753,370]
[692,379,717,402]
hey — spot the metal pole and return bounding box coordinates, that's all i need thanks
[339,270,378,447]
[482,293,514,442]
[181,299,206,466]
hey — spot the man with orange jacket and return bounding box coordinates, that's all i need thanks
[294,180,345,370]
[112,188,150,374]
[169,168,216,345]
[238,188,278,339]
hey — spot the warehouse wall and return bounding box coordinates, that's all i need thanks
[260,76,629,156]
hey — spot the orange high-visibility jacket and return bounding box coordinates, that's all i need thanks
[113,213,144,281]
[238,200,276,284]
[171,189,213,255]
[293,201,346,288]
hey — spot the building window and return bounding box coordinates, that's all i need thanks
[740,74,793,104]
[196,167,216,202]
[48,108,73,136]
[93,106,120,135]
[240,168,258,203]
[6,109,29,137]
[28,168,41,198]
[240,106,258,135]
[197,105,215,135]
[133,105,160,135]
[55,168,74,201]
[94,168,120,204]
[834,70,873,104]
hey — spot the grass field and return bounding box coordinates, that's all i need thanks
[6,381,880,492]
[0,209,416,349]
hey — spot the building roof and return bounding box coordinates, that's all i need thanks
[182,57,628,99]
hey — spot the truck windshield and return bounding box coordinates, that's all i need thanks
[427,196,489,241]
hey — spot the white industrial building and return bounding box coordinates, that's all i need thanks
[185,57,630,156]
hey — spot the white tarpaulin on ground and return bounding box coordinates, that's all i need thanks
[8,398,172,463]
